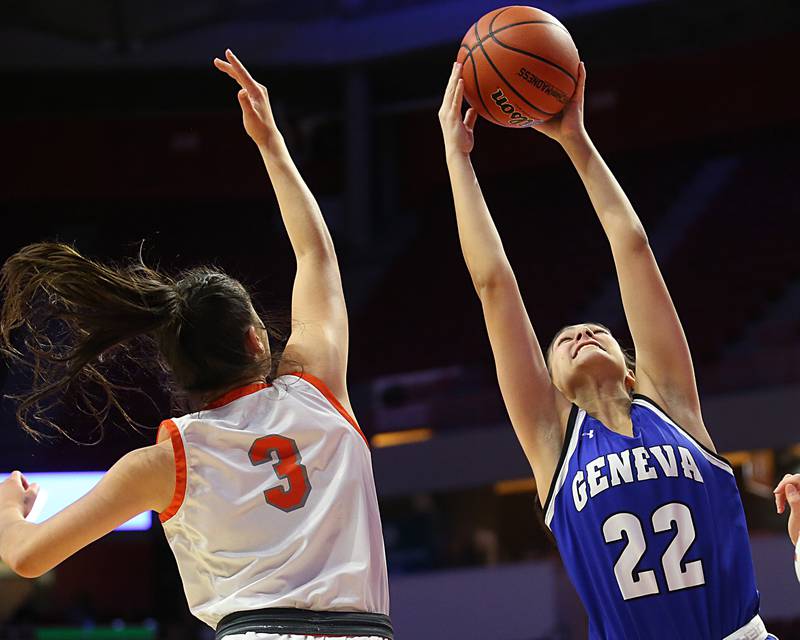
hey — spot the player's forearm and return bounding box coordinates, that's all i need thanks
[446,151,514,292]
[562,134,648,252]
[258,136,337,262]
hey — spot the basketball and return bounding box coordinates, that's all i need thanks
[456,5,580,128]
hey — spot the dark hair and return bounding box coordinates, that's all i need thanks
[545,322,636,374]
[0,242,282,439]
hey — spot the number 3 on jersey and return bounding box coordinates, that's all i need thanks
[249,435,311,512]
[603,502,705,600]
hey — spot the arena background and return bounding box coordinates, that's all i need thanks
[1,0,799,637]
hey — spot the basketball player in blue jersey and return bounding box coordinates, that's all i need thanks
[439,60,776,639]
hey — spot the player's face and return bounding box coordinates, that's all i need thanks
[549,324,633,399]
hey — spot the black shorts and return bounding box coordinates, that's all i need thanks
[215,608,393,640]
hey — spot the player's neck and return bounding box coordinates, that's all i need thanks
[573,383,633,437]
[192,375,268,410]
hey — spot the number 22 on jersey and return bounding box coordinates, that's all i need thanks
[249,434,312,512]
[603,501,705,600]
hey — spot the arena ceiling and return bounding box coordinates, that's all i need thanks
[0,0,693,68]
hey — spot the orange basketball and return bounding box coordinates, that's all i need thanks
[456,5,580,128]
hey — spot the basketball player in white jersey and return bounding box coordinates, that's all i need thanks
[775,473,800,582]
[0,49,392,640]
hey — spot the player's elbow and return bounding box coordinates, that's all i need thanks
[3,532,50,579]
[610,224,649,255]
[6,550,48,579]
[471,263,516,299]
[628,227,650,252]
[294,235,337,263]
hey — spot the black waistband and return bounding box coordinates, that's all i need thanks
[215,607,393,640]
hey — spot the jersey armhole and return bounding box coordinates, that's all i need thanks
[541,404,581,526]
[285,372,369,446]
[156,419,188,523]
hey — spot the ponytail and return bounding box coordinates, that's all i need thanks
[0,242,180,438]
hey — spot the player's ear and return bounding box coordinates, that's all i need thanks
[624,369,636,395]
[244,325,266,356]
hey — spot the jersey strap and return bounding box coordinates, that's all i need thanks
[542,404,583,529]
[204,382,270,410]
[631,394,734,475]
[288,372,369,445]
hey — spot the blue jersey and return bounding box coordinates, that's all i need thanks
[543,394,761,640]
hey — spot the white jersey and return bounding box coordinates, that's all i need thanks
[157,372,390,629]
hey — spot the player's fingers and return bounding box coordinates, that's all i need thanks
[775,476,800,514]
[225,49,261,94]
[787,484,800,508]
[237,89,258,115]
[464,107,478,130]
[214,58,246,88]
[214,58,236,75]
[773,473,793,492]
[774,474,797,497]
[9,470,26,488]
[453,78,466,112]
[777,489,786,514]
[573,61,586,104]
[442,62,461,111]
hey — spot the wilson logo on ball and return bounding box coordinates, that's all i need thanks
[490,89,539,127]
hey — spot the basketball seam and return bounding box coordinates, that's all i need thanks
[473,21,555,117]
[488,12,578,85]
[491,19,571,38]
[468,19,578,85]
[469,20,573,52]
[461,43,503,126]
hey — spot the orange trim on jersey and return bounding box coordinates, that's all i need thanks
[289,372,369,446]
[158,419,187,523]
[203,382,269,410]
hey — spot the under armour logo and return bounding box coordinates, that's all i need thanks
[582,430,595,439]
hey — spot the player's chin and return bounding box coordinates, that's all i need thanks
[572,345,611,365]
[572,349,623,377]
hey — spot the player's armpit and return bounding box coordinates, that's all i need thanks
[610,242,713,451]
[278,251,350,405]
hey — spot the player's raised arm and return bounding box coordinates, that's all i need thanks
[439,62,570,496]
[534,63,712,450]
[214,50,351,407]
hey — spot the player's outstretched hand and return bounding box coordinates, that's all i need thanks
[532,61,587,147]
[0,471,40,521]
[439,62,478,157]
[774,473,800,546]
[214,49,280,148]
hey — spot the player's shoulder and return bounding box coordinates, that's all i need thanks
[277,371,366,444]
[116,442,176,506]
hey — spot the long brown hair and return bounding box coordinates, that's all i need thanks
[0,242,280,439]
